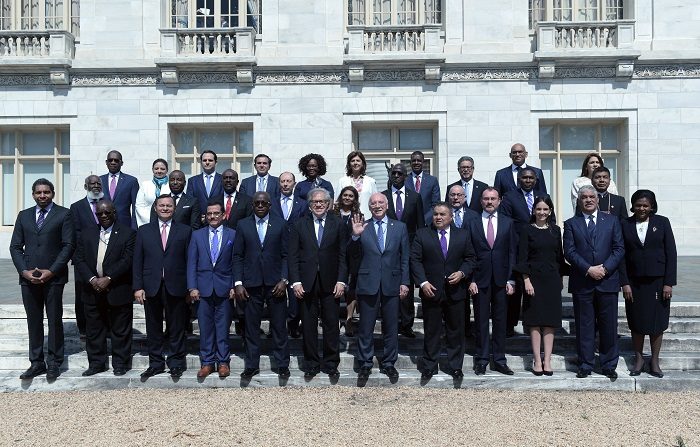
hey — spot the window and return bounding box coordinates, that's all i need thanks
[169,125,254,180]
[0,127,70,226]
[538,121,623,221]
[347,0,441,26]
[170,0,261,33]
[352,124,437,188]
[529,0,624,29]
[0,0,80,37]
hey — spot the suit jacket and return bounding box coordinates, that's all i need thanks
[348,218,410,296]
[270,195,308,229]
[405,171,440,223]
[150,192,201,229]
[288,214,348,293]
[452,206,480,229]
[294,178,335,201]
[493,165,547,197]
[135,180,171,227]
[563,212,625,294]
[74,222,136,305]
[467,213,518,288]
[500,190,557,227]
[232,214,288,287]
[239,174,281,200]
[186,225,236,297]
[445,179,489,213]
[596,192,627,223]
[383,188,425,242]
[410,225,476,301]
[70,197,100,239]
[220,191,253,230]
[186,172,223,213]
[10,204,75,285]
[618,214,677,286]
[133,221,192,297]
[101,172,139,229]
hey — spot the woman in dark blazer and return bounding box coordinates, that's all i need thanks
[333,185,362,336]
[294,153,335,201]
[620,190,677,378]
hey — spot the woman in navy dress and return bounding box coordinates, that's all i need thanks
[620,190,677,378]
[294,153,335,201]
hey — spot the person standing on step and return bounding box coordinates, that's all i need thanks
[186,150,223,224]
[101,150,139,229]
[405,150,441,225]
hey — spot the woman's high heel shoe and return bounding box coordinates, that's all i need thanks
[531,361,544,376]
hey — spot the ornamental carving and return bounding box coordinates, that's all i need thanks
[178,72,238,84]
[364,70,424,81]
[554,66,617,78]
[0,74,51,85]
[254,72,348,84]
[634,65,700,78]
[442,69,537,81]
[72,74,160,86]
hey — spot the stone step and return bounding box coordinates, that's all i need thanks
[3,368,700,393]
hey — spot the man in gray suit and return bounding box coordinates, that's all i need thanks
[349,192,410,381]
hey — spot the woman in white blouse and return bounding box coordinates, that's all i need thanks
[336,151,377,218]
[134,158,170,227]
[570,153,618,211]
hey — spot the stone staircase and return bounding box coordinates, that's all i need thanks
[1,299,700,392]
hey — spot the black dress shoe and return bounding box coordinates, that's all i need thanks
[46,366,61,380]
[170,367,186,378]
[648,369,664,378]
[304,367,320,379]
[506,327,516,337]
[19,364,47,380]
[543,370,554,376]
[448,369,464,379]
[474,364,487,375]
[492,363,514,375]
[602,369,618,379]
[82,366,108,376]
[576,368,591,378]
[358,367,372,379]
[421,370,435,381]
[140,367,165,378]
[380,366,399,379]
[113,368,128,376]
[277,367,291,378]
[399,328,416,338]
[240,368,260,379]
[628,369,641,376]
[323,367,340,379]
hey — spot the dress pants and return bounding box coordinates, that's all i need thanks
[21,283,65,367]
[422,296,465,373]
[399,287,415,332]
[472,280,508,367]
[506,282,523,330]
[300,275,340,371]
[287,284,301,331]
[198,294,231,366]
[143,281,187,370]
[573,290,619,372]
[240,285,289,369]
[84,295,133,369]
[357,292,399,368]
[73,266,87,334]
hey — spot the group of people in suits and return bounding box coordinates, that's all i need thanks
[9,143,677,382]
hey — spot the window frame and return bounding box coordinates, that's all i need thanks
[0,0,80,37]
[529,0,625,30]
[346,0,442,27]
[169,0,262,33]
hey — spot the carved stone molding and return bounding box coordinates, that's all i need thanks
[178,72,238,84]
[442,69,537,81]
[0,74,51,85]
[254,72,348,84]
[634,64,700,78]
[71,74,160,86]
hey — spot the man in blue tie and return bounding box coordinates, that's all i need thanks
[187,201,236,379]
[186,150,223,224]
[239,153,280,200]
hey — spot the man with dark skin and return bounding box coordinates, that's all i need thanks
[151,170,201,229]
[221,168,253,230]
[101,150,139,228]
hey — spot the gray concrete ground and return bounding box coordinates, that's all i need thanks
[0,257,697,304]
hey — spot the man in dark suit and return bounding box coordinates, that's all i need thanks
[233,191,290,379]
[445,156,489,213]
[220,169,252,230]
[239,153,280,200]
[564,185,625,379]
[289,188,348,379]
[10,178,75,380]
[133,194,192,379]
[73,200,135,377]
[186,150,223,223]
[411,202,476,380]
[150,170,201,229]
[405,150,440,224]
[383,163,424,338]
[101,150,139,229]
[70,174,104,337]
[468,187,518,376]
[591,166,627,222]
[187,200,236,379]
[349,192,410,381]
[493,143,547,197]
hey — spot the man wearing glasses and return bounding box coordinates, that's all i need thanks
[101,150,139,229]
[445,156,489,214]
[493,143,547,197]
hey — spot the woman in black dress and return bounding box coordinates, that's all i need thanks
[515,196,566,376]
[333,186,362,336]
[620,190,677,378]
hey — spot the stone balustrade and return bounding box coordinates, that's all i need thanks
[159,27,255,57]
[0,30,74,59]
[537,20,635,52]
[347,24,443,54]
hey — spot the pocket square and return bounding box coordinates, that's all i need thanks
[226,240,233,246]
[182,205,191,208]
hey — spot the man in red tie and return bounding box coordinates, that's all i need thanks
[221,169,253,230]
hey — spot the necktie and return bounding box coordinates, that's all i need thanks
[210,228,219,263]
[205,174,212,197]
[257,219,265,244]
[225,194,232,220]
[415,175,421,193]
[282,197,290,220]
[96,229,108,277]
[160,222,168,250]
[439,229,448,258]
[109,174,117,198]
[587,214,596,242]
[257,176,264,192]
[526,192,534,215]
[486,214,495,249]
[395,191,404,221]
[37,208,46,229]
[91,200,98,223]
[316,218,324,246]
[454,209,462,228]
[172,194,179,207]
[465,182,471,206]
[376,220,384,253]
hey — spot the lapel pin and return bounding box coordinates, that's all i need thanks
[652,226,657,232]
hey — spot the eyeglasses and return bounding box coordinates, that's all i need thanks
[107,158,121,163]
[310,200,328,205]
[253,200,270,206]
[459,166,474,170]
[95,211,113,216]
[449,193,465,197]
[206,211,223,217]
[391,172,405,177]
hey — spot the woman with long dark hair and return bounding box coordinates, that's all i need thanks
[570,153,618,211]
[333,185,362,336]
[336,151,377,218]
